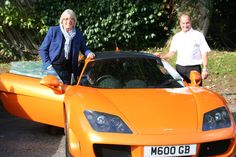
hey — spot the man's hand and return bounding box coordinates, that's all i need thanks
[154,52,161,58]
[154,52,164,59]
[202,68,209,79]
[87,52,95,59]
[154,51,175,60]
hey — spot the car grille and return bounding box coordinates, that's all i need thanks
[93,139,232,157]
[199,139,231,156]
[93,144,131,157]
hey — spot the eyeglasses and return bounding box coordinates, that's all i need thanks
[63,17,75,22]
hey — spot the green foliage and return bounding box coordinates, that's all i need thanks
[0,0,35,29]
[3,0,235,62]
[0,0,81,60]
[76,0,174,50]
[0,0,175,61]
[31,0,175,50]
[32,0,79,35]
[0,0,37,60]
[0,41,18,61]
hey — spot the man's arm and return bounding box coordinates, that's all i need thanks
[39,27,53,70]
[161,51,175,60]
[201,52,209,79]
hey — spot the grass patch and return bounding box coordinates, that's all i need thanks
[208,51,236,77]
[205,51,236,93]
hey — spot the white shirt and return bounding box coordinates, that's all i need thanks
[169,28,210,66]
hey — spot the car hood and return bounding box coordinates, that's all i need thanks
[95,87,199,135]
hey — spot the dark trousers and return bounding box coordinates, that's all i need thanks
[176,64,202,86]
[52,64,72,85]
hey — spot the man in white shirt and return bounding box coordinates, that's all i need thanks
[160,13,210,85]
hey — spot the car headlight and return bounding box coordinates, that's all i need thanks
[84,110,132,133]
[203,107,231,131]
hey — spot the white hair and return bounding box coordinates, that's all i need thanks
[59,9,77,25]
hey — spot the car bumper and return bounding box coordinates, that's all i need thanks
[68,127,236,157]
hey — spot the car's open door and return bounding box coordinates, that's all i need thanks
[0,73,66,127]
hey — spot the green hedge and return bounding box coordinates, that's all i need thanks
[0,0,175,60]
[76,0,175,50]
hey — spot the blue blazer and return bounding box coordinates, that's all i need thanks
[39,26,91,76]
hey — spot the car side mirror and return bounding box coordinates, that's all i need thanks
[40,75,63,94]
[189,70,202,86]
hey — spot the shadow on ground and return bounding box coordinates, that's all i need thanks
[0,105,65,157]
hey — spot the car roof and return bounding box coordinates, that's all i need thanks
[93,51,159,60]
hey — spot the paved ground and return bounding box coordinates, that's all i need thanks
[223,93,236,120]
[0,105,65,157]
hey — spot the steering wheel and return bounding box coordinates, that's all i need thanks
[94,75,114,85]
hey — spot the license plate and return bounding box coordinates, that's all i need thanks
[144,144,197,157]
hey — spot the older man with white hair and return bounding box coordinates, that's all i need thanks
[39,9,95,85]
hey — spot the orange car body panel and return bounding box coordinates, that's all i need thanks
[64,86,236,157]
[0,73,65,127]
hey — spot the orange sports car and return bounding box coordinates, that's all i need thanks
[0,51,235,157]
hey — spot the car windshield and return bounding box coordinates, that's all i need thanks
[79,57,183,88]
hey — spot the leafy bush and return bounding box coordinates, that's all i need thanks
[74,0,174,50]
[0,0,38,60]
[0,0,175,60]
